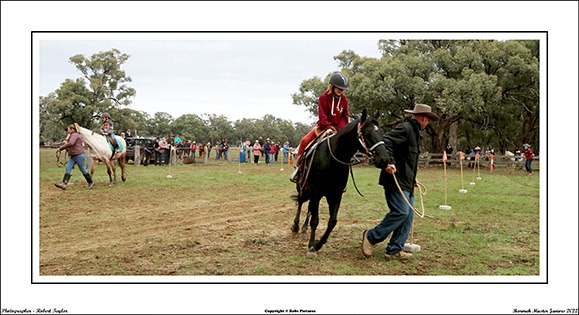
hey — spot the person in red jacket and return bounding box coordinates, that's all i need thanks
[54,124,94,190]
[290,72,350,183]
[523,143,534,175]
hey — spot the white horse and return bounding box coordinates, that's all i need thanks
[74,123,127,187]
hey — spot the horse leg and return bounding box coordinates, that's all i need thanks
[315,194,343,251]
[119,154,127,182]
[105,161,115,187]
[306,197,320,258]
[301,211,311,235]
[291,199,303,233]
[90,159,99,181]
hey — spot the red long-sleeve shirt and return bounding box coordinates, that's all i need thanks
[317,91,349,131]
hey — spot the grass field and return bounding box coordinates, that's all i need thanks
[38,148,541,277]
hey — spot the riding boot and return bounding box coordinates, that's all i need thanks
[290,155,304,183]
[54,173,71,190]
[83,173,94,189]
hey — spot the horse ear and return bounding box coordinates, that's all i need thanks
[374,110,381,120]
[361,108,367,122]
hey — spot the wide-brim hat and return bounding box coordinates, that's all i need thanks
[474,146,481,150]
[404,104,440,121]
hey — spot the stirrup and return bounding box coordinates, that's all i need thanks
[290,166,300,183]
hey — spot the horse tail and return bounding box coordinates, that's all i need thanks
[291,192,310,204]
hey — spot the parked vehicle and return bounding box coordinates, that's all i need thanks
[125,136,156,165]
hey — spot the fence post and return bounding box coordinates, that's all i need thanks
[228,147,232,162]
[425,152,430,167]
[170,147,177,166]
[134,145,141,167]
[204,149,208,164]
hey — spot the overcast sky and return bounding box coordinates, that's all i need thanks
[38,36,385,125]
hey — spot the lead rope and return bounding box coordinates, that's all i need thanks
[393,174,432,246]
[392,174,431,219]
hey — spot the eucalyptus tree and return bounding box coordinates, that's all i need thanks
[42,48,136,134]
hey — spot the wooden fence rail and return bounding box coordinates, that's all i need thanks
[420,153,540,167]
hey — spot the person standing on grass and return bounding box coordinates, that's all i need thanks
[361,104,439,260]
[253,140,261,165]
[283,141,290,164]
[445,144,454,167]
[245,139,252,163]
[153,138,162,166]
[523,143,534,175]
[264,138,271,166]
[270,140,277,164]
[54,124,94,190]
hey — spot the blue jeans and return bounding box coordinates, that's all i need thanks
[366,190,415,255]
[65,153,89,175]
[270,153,275,164]
[283,152,289,164]
[265,152,270,164]
[154,151,163,165]
[525,158,533,173]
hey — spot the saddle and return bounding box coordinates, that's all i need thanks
[292,129,335,185]
[106,135,118,149]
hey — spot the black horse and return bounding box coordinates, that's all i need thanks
[291,109,389,257]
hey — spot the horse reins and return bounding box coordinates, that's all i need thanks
[56,150,65,168]
[326,122,386,197]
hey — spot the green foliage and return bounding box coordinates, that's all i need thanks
[293,39,540,154]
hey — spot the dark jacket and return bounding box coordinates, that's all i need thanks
[58,132,85,156]
[378,119,422,196]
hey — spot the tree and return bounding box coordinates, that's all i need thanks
[293,40,539,153]
[148,112,174,138]
[42,49,136,136]
[172,114,208,142]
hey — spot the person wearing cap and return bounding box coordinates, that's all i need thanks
[469,146,481,168]
[523,143,534,175]
[361,104,439,260]
[291,72,350,182]
[253,140,262,165]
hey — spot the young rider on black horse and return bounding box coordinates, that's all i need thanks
[290,72,350,183]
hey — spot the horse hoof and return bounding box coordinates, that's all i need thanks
[306,250,317,258]
[290,225,299,234]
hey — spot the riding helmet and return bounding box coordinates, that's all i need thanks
[102,112,111,118]
[329,73,350,91]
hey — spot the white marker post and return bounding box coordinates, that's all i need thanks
[459,151,468,193]
[439,151,452,210]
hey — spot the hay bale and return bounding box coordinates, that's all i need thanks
[183,157,196,164]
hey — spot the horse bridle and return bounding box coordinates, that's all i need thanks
[328,121,385,166]
[356,121,385,157]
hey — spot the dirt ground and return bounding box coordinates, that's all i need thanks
[38,150,540,278]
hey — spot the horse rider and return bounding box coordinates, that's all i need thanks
[54,124,94,190]
[100,112,121,153]
[290,72,350,183]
